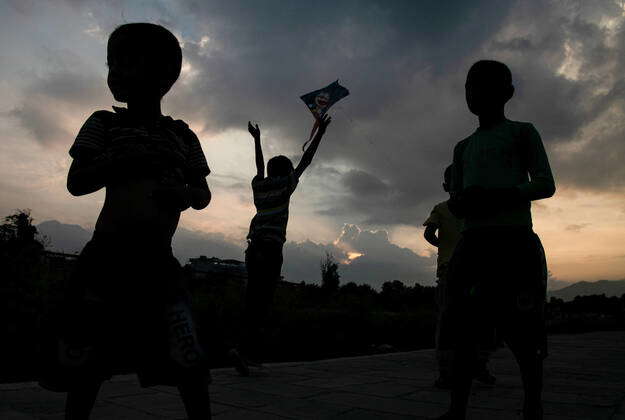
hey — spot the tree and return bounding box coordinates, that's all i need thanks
[380,280,408,309]
[320,252,340,293]
[0,209,45,256]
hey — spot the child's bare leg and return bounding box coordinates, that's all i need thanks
[65,381,102,420]
[178,378,211,420]
[508,339,543,420]
[443,345,476,420]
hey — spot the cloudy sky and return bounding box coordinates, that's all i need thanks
[1,0,625,288]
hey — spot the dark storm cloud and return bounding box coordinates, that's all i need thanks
[166,0,625,221]
[342,170,390,196]
[8,51,109,146]
[8,106,72,148]
[11,0,625,227]
[162,1,518,223]
[485,0,625,193]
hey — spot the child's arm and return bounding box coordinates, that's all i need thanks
[447,142,467,218]
[294,115,332,179]
[423,204,441,247]
[189,177,211,209]
[424,225,440,247]
[151,178,211,211]
[248,122,264,178]
[67,155,109,196]
[152,121,211,211]
[67,111,113,196]
[69,148,170,196]
[517,124,556,201]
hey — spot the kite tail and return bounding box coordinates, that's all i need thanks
[302,118,320,151]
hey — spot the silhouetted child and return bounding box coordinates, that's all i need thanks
[43,23,212,419]
[439,60,555,420]
[230,115,331,376]
[424,165,496,389]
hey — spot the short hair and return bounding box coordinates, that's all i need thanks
[467,60,512,87]
[267,155,294,177]
[108,23,182,95]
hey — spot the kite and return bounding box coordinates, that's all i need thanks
[300,80,350,150]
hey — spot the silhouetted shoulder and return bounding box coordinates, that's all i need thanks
[452,134,472,159]
[91,110,116,120]
[454,136,471,149]
[69,110,115,159]
[252,173,298,194]
[167,118,211,178]
[167,118,197,144]
[251,174,265,185]
[423,201,445,227]
[506,119,539,135]
[504,120,545,153]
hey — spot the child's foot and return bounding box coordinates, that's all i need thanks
[474,369,496,385]
[228,348,250,377]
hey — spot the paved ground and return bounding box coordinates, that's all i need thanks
[1,331,624,419]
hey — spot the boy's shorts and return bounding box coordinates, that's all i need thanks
[239,238,284,357]
[245,238,284,283]
[446,226,548,357]
[39,231,209,391]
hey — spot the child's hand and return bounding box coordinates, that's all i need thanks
[248,121,260,139]
[317,114,332,134]
[150,185,191,211]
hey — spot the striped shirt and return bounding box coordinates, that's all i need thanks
[247,173,299,244]
[69,108,210,182]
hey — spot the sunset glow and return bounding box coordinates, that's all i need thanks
[1,1,624,288]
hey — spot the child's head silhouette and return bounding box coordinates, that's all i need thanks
[267,155,294,178]
[107,23,182,102]
[465,60,514,117]
[443,164,452,193]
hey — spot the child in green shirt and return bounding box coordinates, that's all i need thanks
[439,60,554,420]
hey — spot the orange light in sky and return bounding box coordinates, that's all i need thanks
[347,251,364,261]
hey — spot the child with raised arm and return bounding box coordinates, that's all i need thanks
[230,115,331,376]
[424,165,495,389]
[43,23,212,419]
[438,60,555,420]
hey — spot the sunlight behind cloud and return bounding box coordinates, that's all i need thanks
[1,0,624,288]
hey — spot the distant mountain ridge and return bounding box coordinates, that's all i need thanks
[37,220,91,254]
[36,219,244,264]
[37,220,624,292]
[548,279,625,301]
